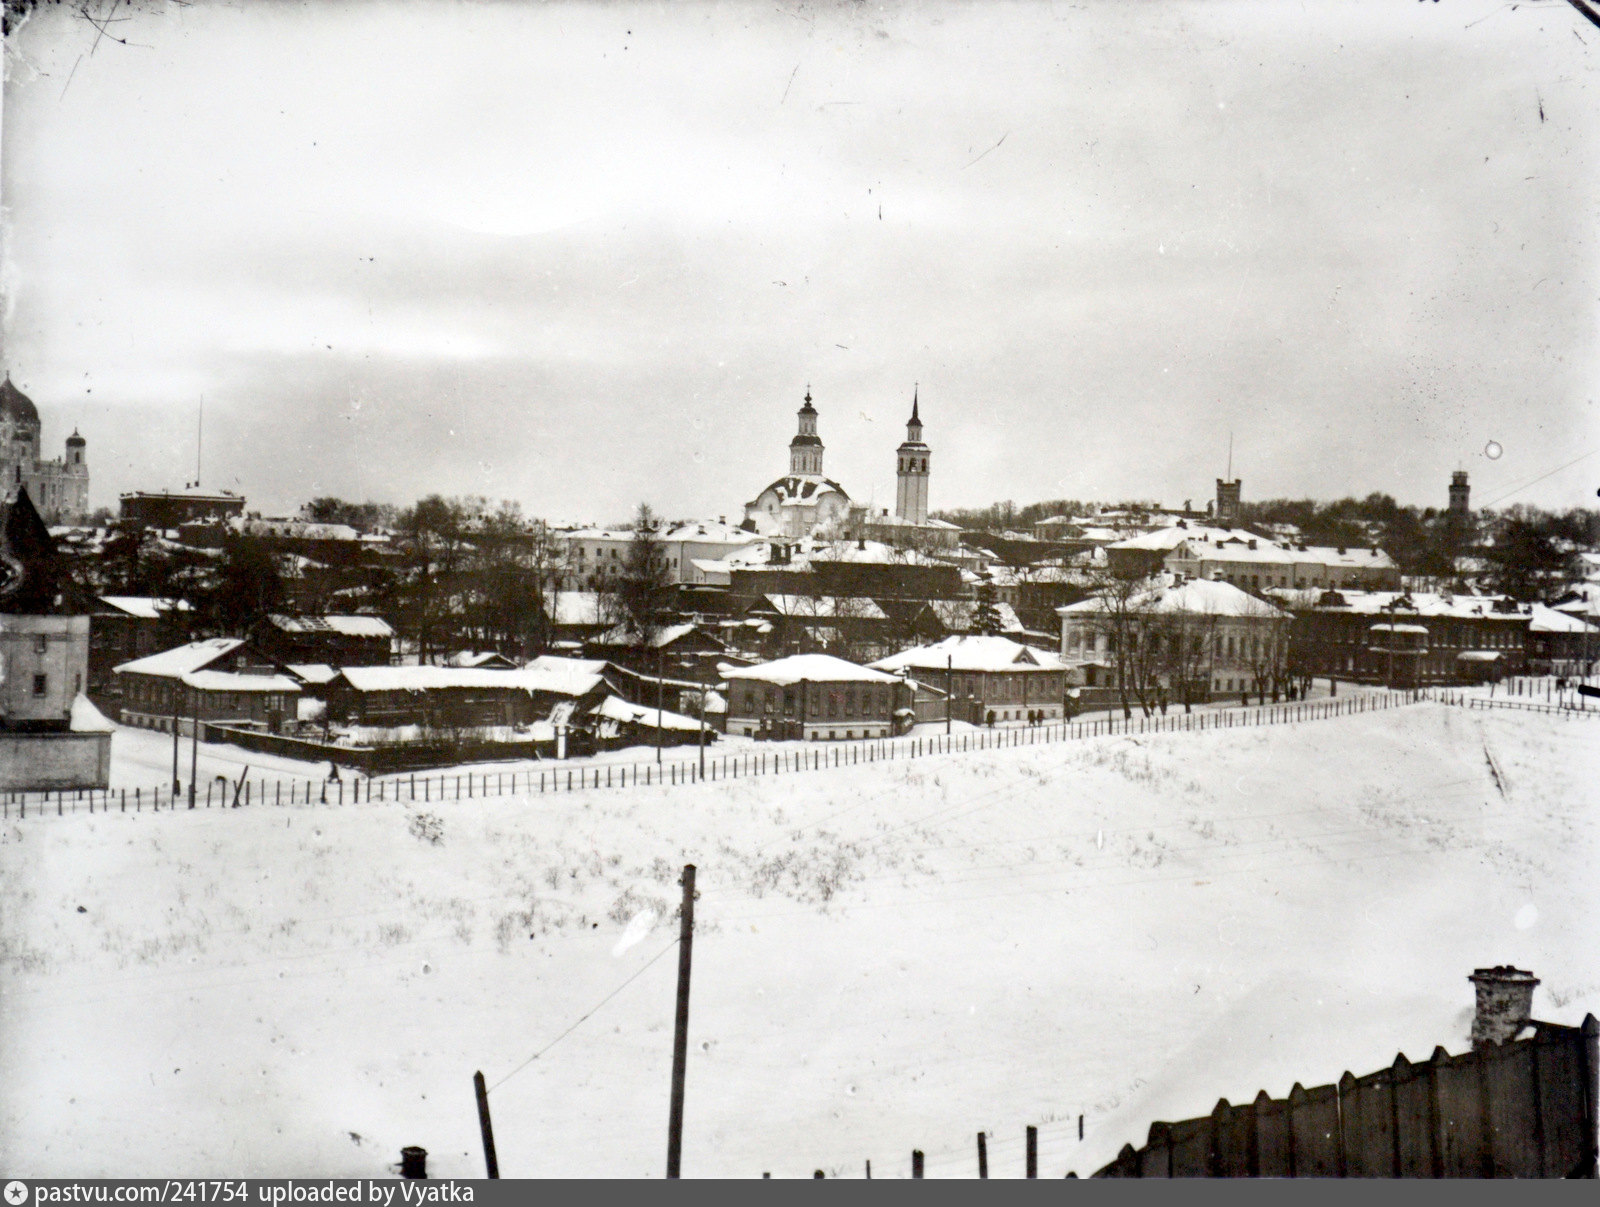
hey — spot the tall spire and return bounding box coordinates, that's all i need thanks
[911,383,919,425]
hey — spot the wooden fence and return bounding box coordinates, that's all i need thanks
[0,689,1436,820]
[1093,1017,1599,1178]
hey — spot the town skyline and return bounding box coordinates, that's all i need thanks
[3,1,1596,520]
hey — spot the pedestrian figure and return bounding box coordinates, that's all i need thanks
[327,760,342,784]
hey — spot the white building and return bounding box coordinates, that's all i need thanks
[1058,576,1290,701]
[0,376,89,527]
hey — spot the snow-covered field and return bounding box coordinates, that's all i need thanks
[2,701,1596,1178]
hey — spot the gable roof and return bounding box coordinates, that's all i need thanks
[265,614,394,638]
[871,635,1066,673]
[113,637,249,678]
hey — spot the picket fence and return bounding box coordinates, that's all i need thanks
[1092,1017,1599,1179]
[1,689,1440,820]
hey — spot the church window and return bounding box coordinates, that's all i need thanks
[32,674,47,696]
[34,635,47,654]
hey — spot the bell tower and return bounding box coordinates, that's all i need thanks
[789,387,824,475]
[894,387,930,525]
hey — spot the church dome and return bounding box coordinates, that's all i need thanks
[0,376,40,428]
[66,429,86,447]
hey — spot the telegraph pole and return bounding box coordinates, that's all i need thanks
[188,686,199,808]
[171,695,181,797]
[666,864,696,1178]
[656,646,664,765]
[934,649,947,733]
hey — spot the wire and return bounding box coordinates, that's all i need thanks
[487,936,679,1093]
[1476,448,1597,509]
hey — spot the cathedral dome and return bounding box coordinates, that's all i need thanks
[66,429,86,447]
[0,376,40,428]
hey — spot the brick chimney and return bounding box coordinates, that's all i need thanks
[1468,965,1539,1049]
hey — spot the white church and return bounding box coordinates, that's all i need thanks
[742,387,960,550]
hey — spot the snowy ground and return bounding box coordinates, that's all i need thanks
[1,701,1595,1178]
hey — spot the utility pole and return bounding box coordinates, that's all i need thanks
[656,646,664,765]
[472,1071,500,1178]
[946,654,952,735]
[188,685,199,808]
[666,864,696,1178]
[171,693,181,797]
[697,685,706,779]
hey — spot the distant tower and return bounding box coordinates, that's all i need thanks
[895,387,930,525]
[789,387,824,476]
[1215,478,1242,525]
[1449,470,1470,518]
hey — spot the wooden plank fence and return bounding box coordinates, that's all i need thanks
[2,689,1442,822]
[1093,1017,1599,1178]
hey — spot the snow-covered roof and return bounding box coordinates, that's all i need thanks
[722,653,900,686]
[335,665,605,696]
[286,663,338,684]
[234,519,360,541]
[592,695,703,731]
[1059,577,1287,619]
[526,654,611,676]
[265,614,394,638]
[593,622,718,650]
[661,519,762,544]
[1108,525,1251,553]
[750,474,851,506]
[113,638,247,678]
[1267,589,1529,621]
[1369,623,1430,634]
[1528,603,1597,634]
[181,670,301,694]
[761,594,889,620]
[444,650,517,668]
[872,635,1066,674]
[97,595,192,619]
[927,599,1026,634]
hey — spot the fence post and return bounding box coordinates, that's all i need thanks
[912,1150,923,1179]
[1027,1125,1037,1178]
[978,1132,988,1178]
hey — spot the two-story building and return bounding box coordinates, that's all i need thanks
[871,635,1070,724]
[114,638,300,733]
[1269,589,1532,685]
[722,653,905,740]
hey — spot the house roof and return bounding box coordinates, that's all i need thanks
[265,614,395,638]
[335,664,605,696]
[1528,603,1597,634]
[592,695,703,731]
[113,637,247,678]
[722,653,900,686]
[593,622,721,650]
[286,663,338,685]
[1266,588,1530,621]
[1059,577,1286,619]
[760,594,889,620]
[96,595,193,619]
[871,635,1066,673]
[181,670,301,694]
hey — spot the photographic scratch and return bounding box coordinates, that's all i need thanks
[781,63,799,105]
[963,132,1009,170]
[59,54,83,101]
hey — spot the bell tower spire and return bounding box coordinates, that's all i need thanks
[894,385,930,525]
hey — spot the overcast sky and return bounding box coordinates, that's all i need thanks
[2,0,1597,523]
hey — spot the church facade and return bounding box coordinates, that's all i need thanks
[743,390,857,539]
[0,377,89,527]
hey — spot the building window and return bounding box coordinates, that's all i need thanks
[34,635,47,654]
[32,673,47,696]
